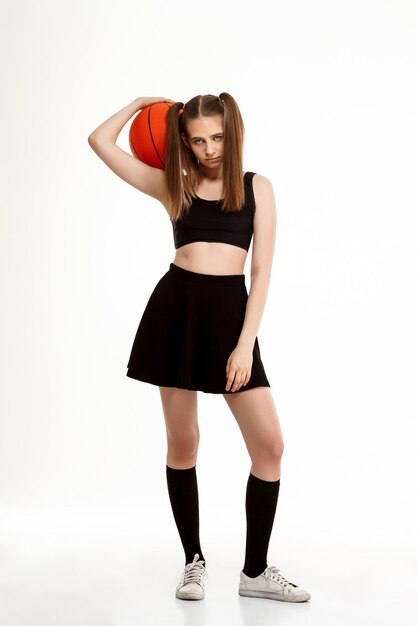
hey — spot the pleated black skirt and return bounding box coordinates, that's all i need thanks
[126,262,271,394]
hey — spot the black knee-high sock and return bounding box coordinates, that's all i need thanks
[243,472,280,578]
[166,465,206,567]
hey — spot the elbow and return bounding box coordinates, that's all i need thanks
[88,131,107,146]
[88,133,105,153]
[250,268,271,281]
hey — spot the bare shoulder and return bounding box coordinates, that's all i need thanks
[252,173,276,211]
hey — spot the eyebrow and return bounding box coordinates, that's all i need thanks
[190,132,223,140]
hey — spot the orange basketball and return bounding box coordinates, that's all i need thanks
[129,102,174,169]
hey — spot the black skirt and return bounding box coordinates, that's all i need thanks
[126,262,271,394]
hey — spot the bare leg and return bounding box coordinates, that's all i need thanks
[159,386,206,567]
[159,386,199,468]
[223,386,284,577]
[223,386,284,480]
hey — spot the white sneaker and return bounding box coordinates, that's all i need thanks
[175,553,208,600]
[239,565,311,602]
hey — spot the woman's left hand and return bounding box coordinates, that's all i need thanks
[225,344,253,392]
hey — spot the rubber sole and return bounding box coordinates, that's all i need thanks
[239,588,311,602]
[176,590,205,600]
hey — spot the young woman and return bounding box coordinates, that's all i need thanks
[88,93,311,603]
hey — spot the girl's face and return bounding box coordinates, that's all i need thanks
[181,115,224,167]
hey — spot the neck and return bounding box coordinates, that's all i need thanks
[197,164,223,181]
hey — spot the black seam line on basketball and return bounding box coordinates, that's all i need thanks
[147,104,167,169]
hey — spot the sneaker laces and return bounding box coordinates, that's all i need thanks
[264,565,296,588]
[181,554,206,585]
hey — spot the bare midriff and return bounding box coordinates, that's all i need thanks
[172,241,247,275]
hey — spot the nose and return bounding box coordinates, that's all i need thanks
[205,141,217,156]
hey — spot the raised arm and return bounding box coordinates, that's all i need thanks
[88,96,174,204]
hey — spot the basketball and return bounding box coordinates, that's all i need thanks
[129,102,174,169]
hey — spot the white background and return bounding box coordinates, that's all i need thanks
[1,0,416,624]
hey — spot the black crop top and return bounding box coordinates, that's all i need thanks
[171,171,256,252]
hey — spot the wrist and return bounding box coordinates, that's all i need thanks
[237,337,255,350]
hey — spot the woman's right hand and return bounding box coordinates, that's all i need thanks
[136,96,176,110]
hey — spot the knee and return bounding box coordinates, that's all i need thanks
[167,430,199,461]
[255,438,284,465]
[269,440,284,464]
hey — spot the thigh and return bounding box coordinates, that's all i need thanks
[222,387,284,457]
[159,386,199,442]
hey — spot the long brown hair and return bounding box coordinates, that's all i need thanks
[164,93,246,220]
